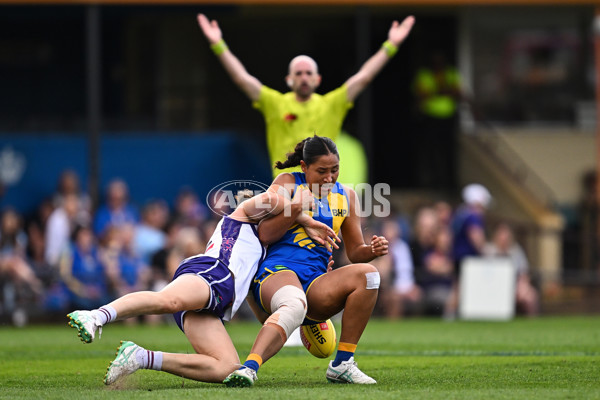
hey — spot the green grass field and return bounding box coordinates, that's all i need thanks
[1,316,599,399]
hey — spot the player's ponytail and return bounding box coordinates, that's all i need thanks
[274,135,339,170]
[274,138,307,169]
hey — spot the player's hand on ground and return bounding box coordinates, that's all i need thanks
[388,15,415,46]
[304,219,340,250]
[197,13,222,44]
[370,235,389,257]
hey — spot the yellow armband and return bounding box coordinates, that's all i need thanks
[210,39,228,56]
[381,40,398,58]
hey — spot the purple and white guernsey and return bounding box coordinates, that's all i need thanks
[183,216,265,321]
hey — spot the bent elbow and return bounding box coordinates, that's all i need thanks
[346,246,374,264]
[347,253,362,264]
[258,230,277,246]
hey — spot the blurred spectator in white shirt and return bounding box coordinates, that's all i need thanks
[45,193,80,268]
[484,222,539,316]
[376,218,422,319]
[52,169,91,227]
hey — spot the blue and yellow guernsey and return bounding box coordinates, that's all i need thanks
[261,172,349,279]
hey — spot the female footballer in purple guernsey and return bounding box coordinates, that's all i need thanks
[67,189,338,385]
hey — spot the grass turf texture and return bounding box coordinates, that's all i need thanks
[1,316,599,399]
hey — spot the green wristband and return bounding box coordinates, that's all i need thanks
[382,40,398,58]
[210,39,228,56]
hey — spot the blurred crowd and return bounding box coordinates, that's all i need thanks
[0,170,539,327]
[0,170,222,326]
[361,195,540,320]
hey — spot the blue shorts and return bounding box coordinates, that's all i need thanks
[171,256,234,332]
[251,259,326,324]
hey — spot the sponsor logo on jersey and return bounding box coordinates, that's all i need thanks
[331,208,347,217]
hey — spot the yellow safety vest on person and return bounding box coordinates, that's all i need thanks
[413,67,461,119]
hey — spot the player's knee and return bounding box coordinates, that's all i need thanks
[265,285,307,339]
[360,264,380,290]
[361,263,378,275]
[157,294,183,314]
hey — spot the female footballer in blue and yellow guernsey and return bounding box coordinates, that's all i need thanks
[224,136,389,387]
[258,171,349,296]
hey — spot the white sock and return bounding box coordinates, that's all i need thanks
[92,305,117,325]
[135,347,163,371]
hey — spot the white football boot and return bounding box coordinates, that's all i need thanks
[67,310,102,344]
[326,357,376,384]
[223,366,258,387]
[104,341,142,385]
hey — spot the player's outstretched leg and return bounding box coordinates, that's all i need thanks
[67,310,102,344]
[326,356,376,384]
[104,340,163,385]
[104,341,143,385]
[223,366,257,387]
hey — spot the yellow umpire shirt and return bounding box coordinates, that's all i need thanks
[252,85,353,178]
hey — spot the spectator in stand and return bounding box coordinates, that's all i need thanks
[409,206,439,285]
[29,197,55,236]
[100,224,151,324]
[52,169,91,228]
[133,199,169,265]
[45,193,81,269]
[26,217,68,314]
[172,186,207,228]
[162,226,204,280]
[25,214,51,286]
[0,208,43,323]
[452,184,491,268]
[0,209,39,285]
[445,183,492,319]
[103,224,151,299]
[422,226,454,314]
[59,225,111,310]
[484,222,539,316]
[93,179,139,237]
[434,200,453,229]
[25,198,55,286]
[376,218,422,319]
